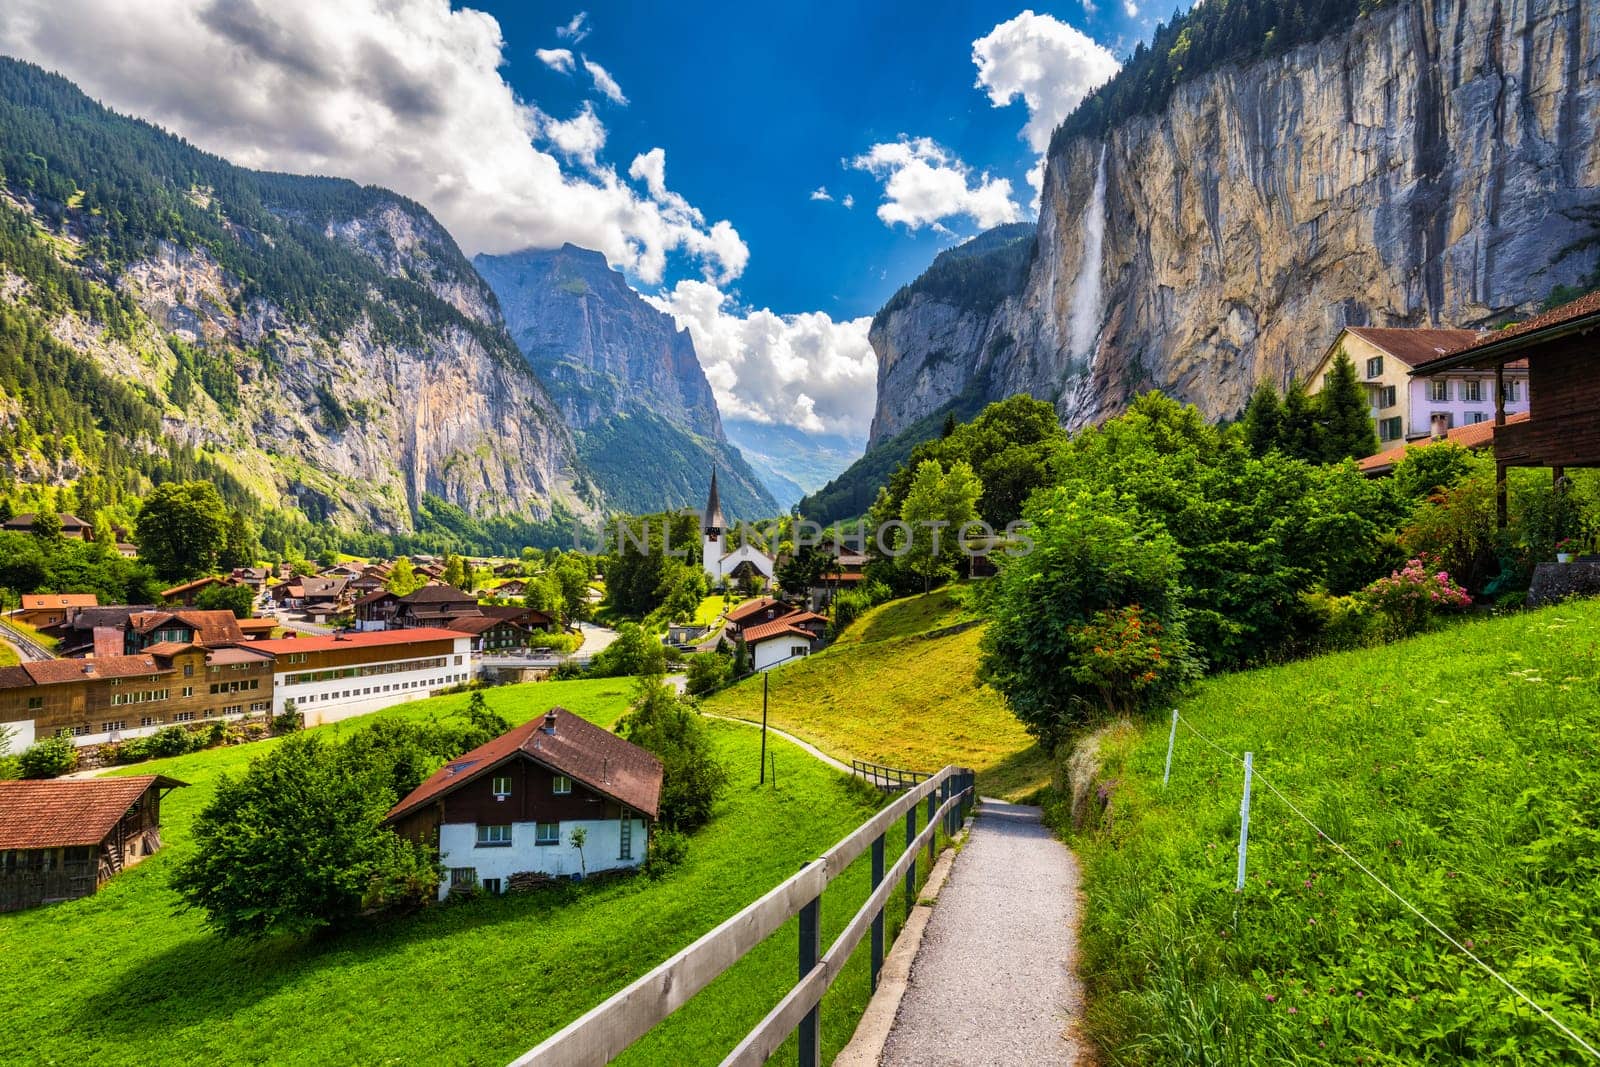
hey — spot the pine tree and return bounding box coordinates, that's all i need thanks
[1317,350,1379,461]
[1241,380,1284,455]
[1280,379,1323,463]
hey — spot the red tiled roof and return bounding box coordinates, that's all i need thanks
[251,627,466,656]
[139,641,200,657]
[20,593,98,611]
[0,776,186,849]
[1359,411,1532,473]
[235,618,277,633]
[0,666,32,690]
[128,610,245,647]
[205,646,274,665]
[1343,327,1483,367]
[1413,290,1600,370]
[22,656,170,684]
[740,619,819,644]
[385,709,663,822]
[724,597,791,624]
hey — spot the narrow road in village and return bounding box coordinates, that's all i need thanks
[879,799,1088,1066]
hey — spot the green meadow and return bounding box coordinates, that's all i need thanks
[0,678,942,1065]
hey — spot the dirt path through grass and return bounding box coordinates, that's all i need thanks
[880,799,1088,1066]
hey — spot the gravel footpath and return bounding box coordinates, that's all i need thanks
[879,799,1086,1066]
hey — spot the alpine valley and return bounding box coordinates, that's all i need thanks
[0,58,783,555]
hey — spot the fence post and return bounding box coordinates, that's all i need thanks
[1235,752,1253,892]
[870,832,885,991]
[798,889,822,1067]
[904,799,917,912]
[925,789,936,869]
[1163,708,1179,786]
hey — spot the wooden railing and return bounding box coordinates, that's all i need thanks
[511,765,977,1067]
[850,758,930,792]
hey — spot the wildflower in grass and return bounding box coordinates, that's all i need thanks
[1287,1006,1299,1014]
[1265,994,1277,1002]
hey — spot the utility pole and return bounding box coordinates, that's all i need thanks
[759,670,769,785]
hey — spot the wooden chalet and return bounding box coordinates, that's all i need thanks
[13,593,98,629]
[0,775,186,911]
[1411,291,1600,524]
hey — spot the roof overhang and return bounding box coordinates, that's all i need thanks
[1410,309,1600,374]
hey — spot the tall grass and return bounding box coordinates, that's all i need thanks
[1071,603,1600,1064]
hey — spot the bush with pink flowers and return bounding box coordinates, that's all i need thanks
[1359,556,1472,636]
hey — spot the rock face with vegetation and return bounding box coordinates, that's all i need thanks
[0,58,592,538]
[867,0,1600,438]
[475,244,777,519]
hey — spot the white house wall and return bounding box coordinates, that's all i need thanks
[436,816,647,898]
[1,718,34,754]
[751,637,812,672]
[273,641,475,727]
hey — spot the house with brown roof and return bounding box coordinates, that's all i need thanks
[13,593,98,629]
[1307,327,1530,445]
[255,627,473,727]
[444,615,535,654]
[385,708,662,897]
[0,775,186,911]
[741,612,827,672]
[391,583,480,629]
[126,610,246,652]
[2,512,92,539]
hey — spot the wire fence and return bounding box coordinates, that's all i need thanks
[1165,709,1600,1062]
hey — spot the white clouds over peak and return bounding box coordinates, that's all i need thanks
[972,11,1119,152]
[535,47,575,73]
[851,137,1020,232]
[583,57,627,105]
[647,281,876,438]
[0,0,739,286]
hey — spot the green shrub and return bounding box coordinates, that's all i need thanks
[684,651,734,696]
[1359,557,1473,637]
[616,681,728,831]
[18,730,78,778]
[644,828,689,879]
[1298,589,1380,651]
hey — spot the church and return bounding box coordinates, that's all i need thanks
[699,471,775,587]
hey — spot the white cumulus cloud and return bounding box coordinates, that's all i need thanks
[583,56,627,105]
[809,186,833,202]
[972,11,1120,153]
[535,47,575,73]
[841,194,854,209]
[537,102,605,167]
[646,280,876,439]
[851,137,1020,232]
[0,0,740,284]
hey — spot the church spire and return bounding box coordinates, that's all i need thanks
[702,468,725,532]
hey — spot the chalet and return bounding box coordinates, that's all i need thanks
[739,609,828,672]
[299,577,351,622]
[2,512,92,539]
[0,643,274,751]
[722,596,795,639]
[809,548,869,609]
[229,567,273,592]
[43,604,156,657]
[1307,327,1530,445]
[267,578,305,609]
[13,593,98,629]
[125,610,246,653]
[445,615,534,654]
[0,775,186,912]
[254,628,473,727]
[479,604,557,631]
[391,584,479,629]
[385,708,662,897]
[1358,411,1532,477]
[494,578,529,598]
[1409,290,1600,526]
[493,562,525,578]
[353,590,401,631]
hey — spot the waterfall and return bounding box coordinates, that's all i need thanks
[1066,144,1108,366]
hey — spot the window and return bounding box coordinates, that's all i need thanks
[26,696,42,710]
[1462,379,1484,402]
[1467,412,1487,425]
[552,775,572,795]
[183,664,194,678]
[619,814,633,861]
[250,702,269,712]
[1378,385,1397,409]
[491,775,512,799]
[181,687,194,698]
[791,645,809,658]
[101,721,125,733]
[449,867,477,889]
[223,705,242,716]
[1502,380,1521,402]
[69,725,87,737]
[1379,416,1403,442]
[139,716,159,728]
[535,822,560,846]
[475,824,512,847]
[1427,379,1449,402]
[175,712,195,723]
[481,877,503,895]
[1365,356,1383,379]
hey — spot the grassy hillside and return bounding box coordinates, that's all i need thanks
[831,585,972,646]
[1072,600,1600,1063]
[703,592,1048,800]
[0,678,941,1065]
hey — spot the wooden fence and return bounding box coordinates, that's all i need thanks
[850,758,930,792]
[511,764,977,1067]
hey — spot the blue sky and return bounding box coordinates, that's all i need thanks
[498,2,1150,319]
[0,0,1161,440]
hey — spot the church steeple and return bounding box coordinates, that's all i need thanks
[702,468,725,534]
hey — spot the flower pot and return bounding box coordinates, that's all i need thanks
[1557,553,1574,564]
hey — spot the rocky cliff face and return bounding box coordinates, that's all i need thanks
[475,244,779,518]
[870,0,1600,438]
